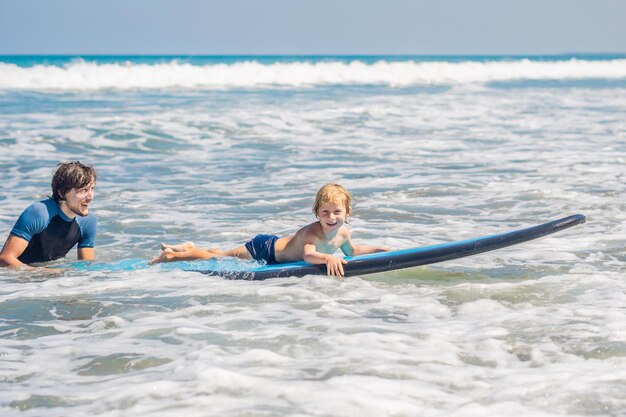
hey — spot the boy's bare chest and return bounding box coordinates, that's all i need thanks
[315,236,343,254]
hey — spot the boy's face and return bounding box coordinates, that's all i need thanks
[62,182,95,217]
[317,200,347,233]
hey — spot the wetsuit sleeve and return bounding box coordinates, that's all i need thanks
[77,215,97,248]
[10,203,49,242]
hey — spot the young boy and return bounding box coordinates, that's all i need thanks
[149,183,388,277]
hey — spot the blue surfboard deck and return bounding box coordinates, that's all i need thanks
[65,214,585,279]
[184,214,586,280]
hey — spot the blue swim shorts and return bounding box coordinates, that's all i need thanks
[244,234,279,264]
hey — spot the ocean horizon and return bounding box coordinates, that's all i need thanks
[2,54,626,91]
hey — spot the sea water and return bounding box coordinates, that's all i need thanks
[0,55,625,416]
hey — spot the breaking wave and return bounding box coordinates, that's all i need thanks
[1,58,626,91]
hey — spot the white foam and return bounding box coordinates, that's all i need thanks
[1,56,625,417]
[1,59,626,91]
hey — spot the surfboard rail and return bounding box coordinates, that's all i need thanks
[190,214,586,280]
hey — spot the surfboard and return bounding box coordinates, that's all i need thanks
[185,214,586,280]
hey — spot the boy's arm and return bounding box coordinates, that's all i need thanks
[339,228,389,256]
[350,244,390,256]
[303,243,347,277]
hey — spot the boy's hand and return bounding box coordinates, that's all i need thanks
[326,255,348,277]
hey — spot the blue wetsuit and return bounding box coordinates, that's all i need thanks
[245,234,279,264]
[10,198,96,264]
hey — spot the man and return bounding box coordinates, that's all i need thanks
[0,161,97,268]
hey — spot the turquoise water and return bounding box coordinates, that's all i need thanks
[4,54,626,66]
[0,55,625,416]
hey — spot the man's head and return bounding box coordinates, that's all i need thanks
[51,162,97,216]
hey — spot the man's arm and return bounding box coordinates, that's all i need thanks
[77,247,94,261]
[77,213,96,261]
[0,235,31,269]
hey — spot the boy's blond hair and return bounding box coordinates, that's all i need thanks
[312,183,352,218]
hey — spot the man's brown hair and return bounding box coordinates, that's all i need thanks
[51,161,97,202]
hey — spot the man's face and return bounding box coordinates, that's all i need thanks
[63,183,95,217]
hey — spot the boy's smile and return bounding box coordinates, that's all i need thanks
[317,201,347,234]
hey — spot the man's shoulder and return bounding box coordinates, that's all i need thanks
[20,199,57,221]
[76,212,96,226]
[10,199,57,240]
[75,212,97,240]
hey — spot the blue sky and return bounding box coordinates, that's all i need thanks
[1,0,625,55]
